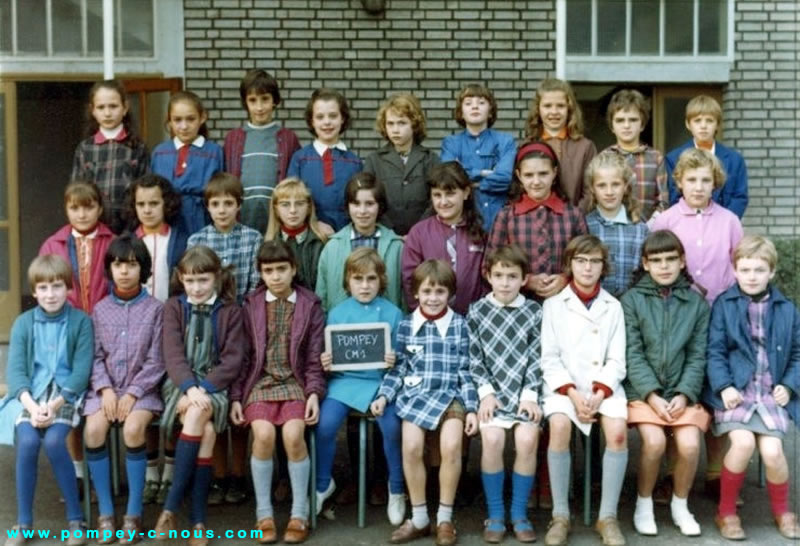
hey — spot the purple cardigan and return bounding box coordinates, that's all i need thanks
[84,291,165,416]
[231,284,326,404]
[223,126,300,182]
[402,215,488,316]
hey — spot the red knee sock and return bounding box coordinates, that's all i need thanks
[767,480,790,518]
[719,466,746,517]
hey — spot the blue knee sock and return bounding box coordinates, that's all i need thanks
[314,398,349,492]
[42,424,82,522]
[125,444,147,517]
[16,423,42,526]
[289,457,311,520]
[164,432,201,512]
[510,472,535,522]
[481,471,505,522]
[190,458,213,525]
[377,403,404,495]
[87,444,114,517]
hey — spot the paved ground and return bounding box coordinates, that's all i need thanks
[1,428,797,545]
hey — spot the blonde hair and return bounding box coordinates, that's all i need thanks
[264,178,328,243]
[525,78,585,141]
[28,254,73,292]
[580,151,643,223]
[376,93,427,144]
[64,180,102,208]
[673,148,726,191]
[733,235,777,272]
[685,95,722,128]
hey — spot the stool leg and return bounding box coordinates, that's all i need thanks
[309,429,317,529]
[758,452,765,488]
[110,426,120,496]
[583,433,591,527]
[358,417,367,528]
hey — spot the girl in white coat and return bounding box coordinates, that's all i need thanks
[541,234,628,546]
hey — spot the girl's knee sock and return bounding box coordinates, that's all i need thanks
[481,471,505,522]
[767,479,790,518]
[510,472,534,522]
[547,449,571,519]
[86,444,114,517]
[718,465,746,517]
[598,449,628,520]
[44,424,82,522]
[189,457,213,525]
[251,456,274,520]
[288,457,311,520]
[125,444,147,517]
[164,433,201,512]
[15,424,41,526]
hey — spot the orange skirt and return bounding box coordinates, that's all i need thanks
[627,400,711,431]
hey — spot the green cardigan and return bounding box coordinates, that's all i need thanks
[621,274,710,403]
[315,223,405,313]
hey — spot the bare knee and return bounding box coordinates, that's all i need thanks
[548,415,572,451]
[729,431,756,455]
[283,426,307,460]
[481,429,505,458]
[84,417,109,448]
[640,430,666,458]
[759,441,785,469]
[514,427,538,457]
[403,437,424,462]
[123,420,147,447]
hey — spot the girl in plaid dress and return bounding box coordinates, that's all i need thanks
[72,80,149,234]
[0,255,93,546]
[154,246,245,546]
[83,235,165,543]
[372,260,478,546]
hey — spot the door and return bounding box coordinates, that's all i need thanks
[0,81,21,341]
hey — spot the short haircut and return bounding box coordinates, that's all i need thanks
[562,234,610,280]
[685,94,722,125]
[204,172,243,206]
[343,247,388,294]
[673,148,726,190]
[606,89,651,129]
[733,235,777,272]
[239,69,281,110]
[484,245,531,277]
[304,88,351,136]
[376,93,427,144]
[641,229,686,260]
[345,172,388,218]
[104,234,152,284]
[256,239,297,270]
[65,180,102,208]
[28,254,73,291]
[410,259,456,297]
[125,173,183,229]
[454,83,498,128]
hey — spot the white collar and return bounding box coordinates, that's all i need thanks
[313,139,347,156]
[71,227,98,239]
[487,293,525,308]
[597,205,629,224]
[410,307,454,338]
[99,125,124,139]
[350,226,380,239]
[173,135,206,149]
[266,289,297,303]
[247,121,278,130]
[188,293,217,306]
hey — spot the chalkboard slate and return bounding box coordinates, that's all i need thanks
[325,322,391,371]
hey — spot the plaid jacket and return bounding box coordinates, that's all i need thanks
[604,144,668,222]
[468,294,543,417]
[487,199,587,276]
[187,223,262,302]
[378,308,478,430]
[71,136,149,234]
[585,209,649,297]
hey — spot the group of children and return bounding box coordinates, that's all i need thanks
[0,69,796,546]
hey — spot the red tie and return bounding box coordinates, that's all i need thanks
[174,144,190,177]
[322,148,334,186]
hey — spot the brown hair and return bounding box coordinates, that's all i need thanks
[345,172,388,218]
[304,88,351,136]
[204,172,243,206]
[733,235,777,272]
[264,178,328,243]
[64,180,102,208]
[606,89,651,129]
[454,83,498,128]
[256,239,297,270]
[28,254,73,292]
[562,234,610,280]
[343,247,388,295]
[580,151,643,223]
[410,259,456,298]
[171,246,237,304]
[427,162,485,245]
[524,78,585,141]
[673,148,726,191]
[484,245,531,277]
[376,93,427,144]
[239,69,281,110]
[85,79,141,147]
[631,229,703,294]
[166,91,209,138]
[510,141,567,202]
[125,174,183,230]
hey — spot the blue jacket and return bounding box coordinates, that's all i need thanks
[666,139,748,218]
[703,284,800,423]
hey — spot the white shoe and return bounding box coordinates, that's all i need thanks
[671,507,701,536]
[387,491,407,526]
[633,504,658,536]
[315,479,335,516]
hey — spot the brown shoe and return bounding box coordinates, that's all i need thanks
[67,521,88,546]
[254,517,277,544]
[544,517,570,546]
[5,525,31,546]
[187,523,208,546]
[512,520,536,543]
[282,518,309,544]
[118,516,142,545]
[96,516,116,545]
[715,514,745,540]
[153,511,176,540]
[595,517,626,546]
[435,521,457,546]
[482,520,505,543]
[775,512,800,539]
[390,520,431,544]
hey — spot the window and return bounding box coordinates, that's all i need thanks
[558,0,734,82]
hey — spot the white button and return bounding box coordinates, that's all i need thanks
[696,270,702,276]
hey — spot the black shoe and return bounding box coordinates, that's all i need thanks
[208,478,226,506]
[224,476,248,504]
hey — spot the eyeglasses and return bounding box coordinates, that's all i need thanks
[572,257,604,266]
